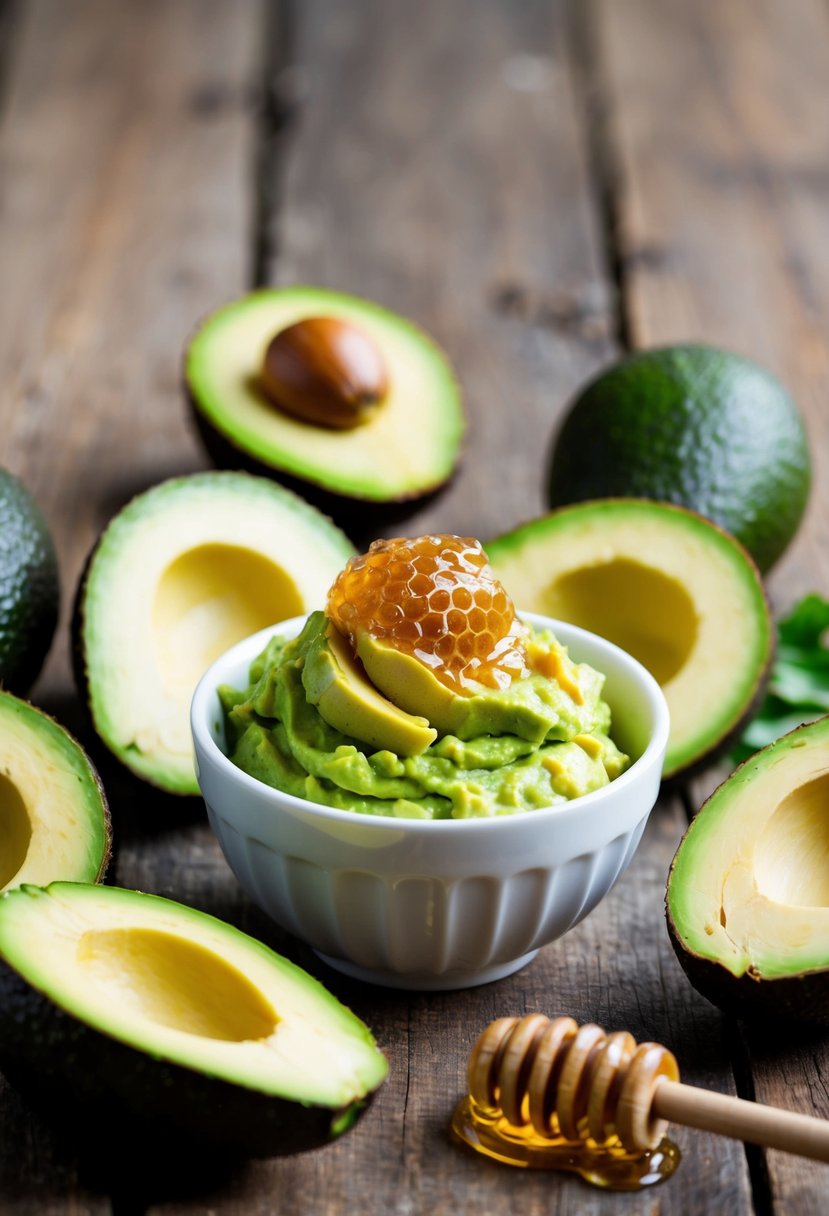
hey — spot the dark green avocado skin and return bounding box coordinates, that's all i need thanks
[665,912,829,1028]
[0,470,59,695]
[0,958,372,1157]
[548,344,810,572]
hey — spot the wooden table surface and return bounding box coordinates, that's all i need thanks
[2,1,829,1213]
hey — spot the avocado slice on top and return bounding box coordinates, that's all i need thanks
[74,472,354,795]
[487,499,773,777]
[0,883,388,1154]
[667,715,829,1025]
[0,692,109,894]
[185,287,464,504]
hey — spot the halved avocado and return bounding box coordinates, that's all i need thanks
[75,472,354,795]
[0,693,110,893]
[487,500,773,777]
[185,287,464,504]
[667,716,829,1025]
[0,883,388,1154]
[301,614,436,756]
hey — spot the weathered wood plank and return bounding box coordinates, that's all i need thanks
[0,0,265,1208]
[593,0,829,1210]
[140,2,750,1214]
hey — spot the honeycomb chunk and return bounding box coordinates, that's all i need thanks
[327,535,528,692]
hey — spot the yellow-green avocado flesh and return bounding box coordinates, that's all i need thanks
[487,499,773,777]
[220,611,628,819]
[185,287,465,502]
[303,620,436,756]
[76,472,354,795]
[0,883,388,1154]
[667,715,829,1025]
[0,692,109,894]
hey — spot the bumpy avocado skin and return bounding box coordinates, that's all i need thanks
[0,470,59,695]
[548,345,810,572]
[0,956,375,1157]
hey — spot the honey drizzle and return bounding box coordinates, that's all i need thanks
[452,1015,681,1190]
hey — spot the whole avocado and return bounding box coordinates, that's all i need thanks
[0,470,59,694]
[548,344,810,572]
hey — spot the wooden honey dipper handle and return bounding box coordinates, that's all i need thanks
[468,1016,829,1163]
[653,1080,829,1163]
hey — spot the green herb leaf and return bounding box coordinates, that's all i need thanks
[731,593,829,762]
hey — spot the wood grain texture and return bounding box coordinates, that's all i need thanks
[594,0,829,1211]
[132,2,749,1213]
[0,0,264,1208]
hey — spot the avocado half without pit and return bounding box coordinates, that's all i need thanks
[667,715,829,1025]
[0,883,388,1154]
[487,499,773,777]
[75,471,354,794]
[0,693,110,893]
[185,287,464,505]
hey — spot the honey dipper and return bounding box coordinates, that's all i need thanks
[452,1015,829,1189]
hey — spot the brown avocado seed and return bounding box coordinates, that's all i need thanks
[260,316,390,430]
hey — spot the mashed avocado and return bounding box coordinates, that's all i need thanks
[219,613,629,819]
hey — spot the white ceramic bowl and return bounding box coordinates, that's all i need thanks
[191,613,669,990]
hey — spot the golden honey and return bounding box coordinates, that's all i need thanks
[327,534,528,692]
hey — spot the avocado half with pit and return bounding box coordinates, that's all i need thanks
[0,883,388,1154]
[0,693,110,893]
[75,472,354,794]
[667,716,829,1024]
[185,287,464,504]
[487,499,773,777]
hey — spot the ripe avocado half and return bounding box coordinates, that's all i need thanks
[667,716,829,1025]
[0,468,60,695]
[548,345,810,572]
[0,883,388,1154]
[185,287,464,505]
[487,500,773,777]
[0,693,110,893]
[74,472,354,795]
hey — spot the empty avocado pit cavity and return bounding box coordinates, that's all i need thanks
[542,558,698,685]
[487,500,773,777]
[752,773,829,907]
[153,543,304,700]
[667,716,829,1024]
[0,693,109,894]
[0,773,32,890]
[76,928,278,1042]
[76,472,353,794]
[0,884,388,1155]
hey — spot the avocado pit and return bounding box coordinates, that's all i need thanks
[261,315,389,430]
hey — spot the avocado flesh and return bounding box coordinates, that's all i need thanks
[0,693,109,893]
[301,616,436,757]
[356,630,601,745]
[0,883,388,1152]
[78,472,354,794]
[668,717,829,990]
[185,288,464,502]
[487,500,773,777]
